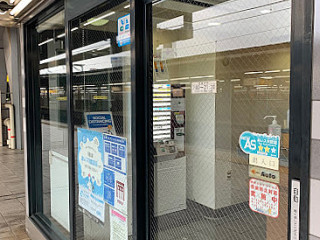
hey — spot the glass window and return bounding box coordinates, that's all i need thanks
[70,1,132,239]
[151,0,291,239]
[37,9,70,238]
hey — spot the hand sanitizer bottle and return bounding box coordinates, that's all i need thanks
[264,116,281,137]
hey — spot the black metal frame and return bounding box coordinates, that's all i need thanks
[24,0,314,239]
[288,0,314,239]
[24,1,69,240]
[131,0,153,239]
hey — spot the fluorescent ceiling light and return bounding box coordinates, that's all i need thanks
[58,27,78,38]
[124,4,130,8]
[40,40,111,64]
[244,71,263,75]
[57,33,65,38]
[10,0,32,16]
[260,76,273,79]
[231,79,241,82]
[283,69,290,72]
[190,75,214,79]
[260,9,271,14]
[156,79,169,82]
[274,75,290,78]
[38,38,54,46]
[84,11,115,26]
[265,70,280,73]
[170,77,189,81]
[208,22,221,26]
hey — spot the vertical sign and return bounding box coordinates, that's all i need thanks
[290,180,300,240]
[117,14,130,47]
[103,134,128,214]
[78,128,105,222]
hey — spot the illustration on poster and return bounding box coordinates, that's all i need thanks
[78,128,105,222]
[79,136,103,189]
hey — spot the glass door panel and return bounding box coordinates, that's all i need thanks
[36,9,70,238]
[151,0,291,239]
[70,1,132,239]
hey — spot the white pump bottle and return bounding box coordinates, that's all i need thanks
[264,115,281,137]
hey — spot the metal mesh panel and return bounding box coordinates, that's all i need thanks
[70,1,131,239]
[151,0,291,239]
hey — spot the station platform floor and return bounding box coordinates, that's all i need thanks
[0,147,30,240]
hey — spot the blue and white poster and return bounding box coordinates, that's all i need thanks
[117,14,130,47]
[85,112,116,135]
[103,134,128,215]
[78,128,105,222]
[239,131,280,159]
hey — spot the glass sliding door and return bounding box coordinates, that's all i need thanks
[25,2,70,239]
[70,1,132,239]
[151,0,291,239]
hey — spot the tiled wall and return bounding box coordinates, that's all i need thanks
[310,1,320,239]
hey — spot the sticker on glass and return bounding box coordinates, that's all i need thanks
[249,178,279,218]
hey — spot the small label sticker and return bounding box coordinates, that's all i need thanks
[239,131,280,158]
[191,81,217,94]
[290,180,300,240]
[249,154,279,170]
[249,166,280,183]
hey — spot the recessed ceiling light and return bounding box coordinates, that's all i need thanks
[124,4,130,8]
[208,22,221,26]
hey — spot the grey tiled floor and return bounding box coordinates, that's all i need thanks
[0,147,30,240]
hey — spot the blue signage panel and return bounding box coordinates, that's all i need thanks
[117,14,130,47]
[86,114,113,129]
[239,131,280,158]
[103,134,128,214]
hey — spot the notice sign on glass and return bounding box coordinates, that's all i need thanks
[117,14,130,47]
[249,178,279,218]
[104,134,128,215]
[191,81,217,94]
[110,208,128,240]
[85,112,116,135]
[77,128,105,222]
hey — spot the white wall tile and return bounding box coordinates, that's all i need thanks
[312,101,320,139]
[310,179,320,237]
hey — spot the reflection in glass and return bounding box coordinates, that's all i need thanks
[70,1,132,239]
[37,9,70,237]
